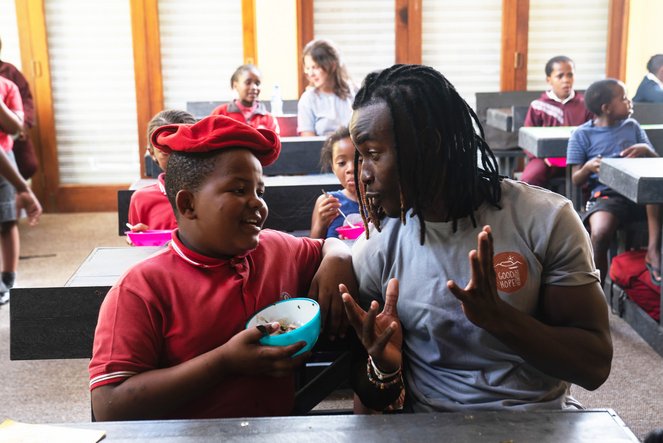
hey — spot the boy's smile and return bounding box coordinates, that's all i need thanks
[182,149,268,258]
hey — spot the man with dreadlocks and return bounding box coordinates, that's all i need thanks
[339,64,612,413]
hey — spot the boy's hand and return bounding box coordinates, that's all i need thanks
[309,239,355,340]
[221,322,309,378]
[620,144,656,158]
[584,155,602,174]
[127,222,150,232]
[16,188,42,226]
[341,279,402,373]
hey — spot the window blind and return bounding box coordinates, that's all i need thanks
[422,0,502,110]
[313,0,395,88]
[158,0,244,111]
[0,0,22,70]
[45,0,140,185]
[527,0,609,91]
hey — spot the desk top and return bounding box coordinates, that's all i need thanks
[55,409,637,442]
[66,246,163,287]
[518,124,663,158]
[599,157,663,204]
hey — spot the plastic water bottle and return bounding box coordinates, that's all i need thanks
[270,84,283,116]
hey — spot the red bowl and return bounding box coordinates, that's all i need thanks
[335,224,365,240]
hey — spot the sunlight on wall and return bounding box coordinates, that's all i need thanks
[625,0,663,97]
[256,0,299,101]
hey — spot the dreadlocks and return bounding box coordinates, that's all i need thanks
[352,64,502,244]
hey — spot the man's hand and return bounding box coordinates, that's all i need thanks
[341,279,402,373]
[447,225,507,332]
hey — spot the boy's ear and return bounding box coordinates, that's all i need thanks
[600,102,610,115]
[175,189,196,220]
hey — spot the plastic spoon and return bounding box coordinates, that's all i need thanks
[321,189,357,228]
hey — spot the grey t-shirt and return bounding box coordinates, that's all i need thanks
[296,88,353,136]
[352,179,599,411]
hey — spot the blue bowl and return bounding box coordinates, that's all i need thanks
[246,298,321,356]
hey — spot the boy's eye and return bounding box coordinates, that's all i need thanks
[257,188,265,198]
[336,160,346,167]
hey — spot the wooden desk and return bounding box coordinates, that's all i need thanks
[486,106,528,133]
[518,124,663,158]
[263,174,342,232]
[599,157,663,204]
[11,247,162,360]
[599,158,663,356]
[263,136,325,176]
[66,246,163,287]
[53,409,637,442]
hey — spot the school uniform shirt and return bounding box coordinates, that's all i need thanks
[632,73,663,103]
[89,229,323,419]
[566,118,654,196]
[211,100,280,135]
[0,76,23,153]
[128,173,177,230]
[523,90,593,168]
[352,179,599,411]
[297,88,354,136]
[0,61,37,178]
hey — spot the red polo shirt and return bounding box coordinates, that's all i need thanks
[0,76,23,152]
[89,229,323,418]
[128,173,177,230]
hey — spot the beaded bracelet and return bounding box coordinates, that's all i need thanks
[368,355,401,380]
[366,357,403,390]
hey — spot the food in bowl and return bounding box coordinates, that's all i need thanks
[125,229,173,247]
[246,298,321,356]
[257,316,302,335]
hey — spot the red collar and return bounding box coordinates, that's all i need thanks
[169,229,252,269]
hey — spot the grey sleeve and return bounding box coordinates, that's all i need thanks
[542,201,600,286]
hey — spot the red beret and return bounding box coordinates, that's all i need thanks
[150,115,281,166]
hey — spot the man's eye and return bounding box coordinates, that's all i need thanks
[234,188,245,195]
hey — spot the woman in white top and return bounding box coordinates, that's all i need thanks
[297,39,355,136]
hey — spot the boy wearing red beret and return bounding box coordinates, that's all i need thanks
[89,115,356,420]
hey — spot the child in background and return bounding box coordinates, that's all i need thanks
[567,78,661,286]
[310,126,359,238]
[127,109,196,232]
[297,39,355,136]
[0,76,24,305]
[211,64,279,135]
[90,115,355,421]
[520,55,593,188]
[633,54,663,103]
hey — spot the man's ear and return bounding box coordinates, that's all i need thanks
[175,189,196,220]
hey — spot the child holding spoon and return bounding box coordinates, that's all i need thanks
[310,126,360,238]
